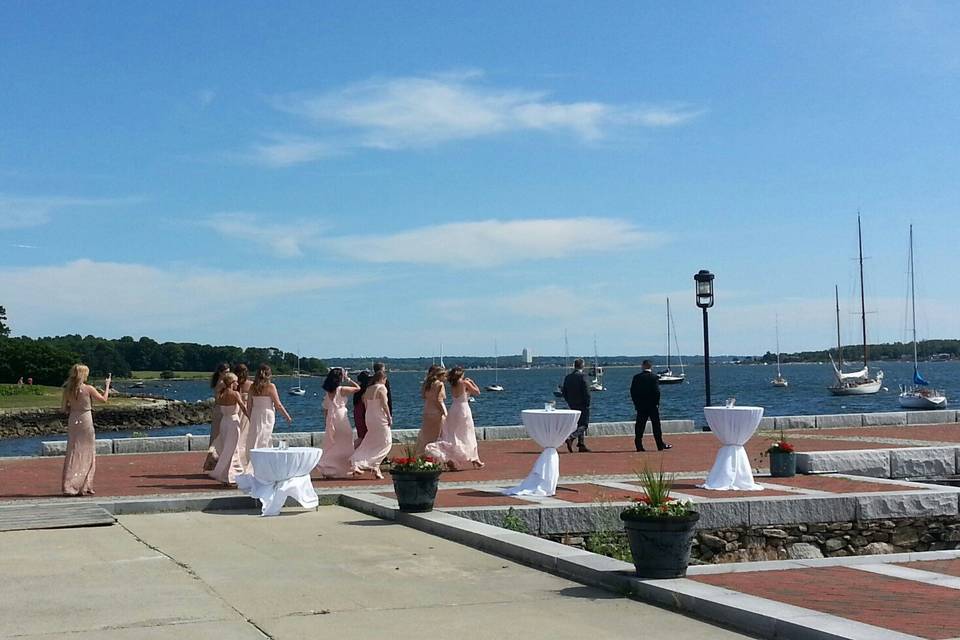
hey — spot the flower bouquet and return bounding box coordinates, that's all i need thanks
[765,429,797,477]
[388,446,443,513]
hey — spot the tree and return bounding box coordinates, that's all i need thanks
[0,305,9,338]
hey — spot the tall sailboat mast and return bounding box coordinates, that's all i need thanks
[835,284,843,365]
[909,224,918,375]
[858,214,868,367]
[775,314,782,378]
[666,298,672,370]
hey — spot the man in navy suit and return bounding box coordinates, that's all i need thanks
[562,358,592,452]
[630,360,671,451]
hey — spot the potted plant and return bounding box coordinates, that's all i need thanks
[620,466,699,578]
[766,430,796,478]
[387,447,443,513]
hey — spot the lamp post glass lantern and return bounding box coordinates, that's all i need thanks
[694,270,715,429]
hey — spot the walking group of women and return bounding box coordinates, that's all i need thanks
[57,360,487,497]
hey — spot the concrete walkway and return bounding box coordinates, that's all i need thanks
[0,506,752,640]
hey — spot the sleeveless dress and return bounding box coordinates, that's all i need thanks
[246,395,276,451]
[317,388,354,478]
[62,388,96,495]
[236,383,252,470]
[425,387,481,469]
[415,382,446,455]
[350,384,392,472]
[209,403,244,483]
[202,396,222,471]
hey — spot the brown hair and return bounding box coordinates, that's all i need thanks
[447,366,464,386]
[234,363,249,388]
[371,370,387,385]
[251,364,272,395]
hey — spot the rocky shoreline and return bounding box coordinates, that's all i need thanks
[0,398,213,439]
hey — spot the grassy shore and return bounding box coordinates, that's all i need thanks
[0,384,145,410]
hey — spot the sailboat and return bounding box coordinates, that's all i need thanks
[288,350,306,396]
[771,314,788,387]
[486,339,504,392]
[899,225,947,410]
[589,335,605,392]
[553,329,569,398]
[828,215,883,395]
[657,298,686,384]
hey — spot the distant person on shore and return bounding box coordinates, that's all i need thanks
[203,363,230,471]
[233,364,253,470]
[415,365,447,455]
[317,368,361,478]
[630,360,671,452]
[61,364,111,496]
[349,369,393,479]
[244,364,292,470]
[16,377,23,386]
[374,362,393,416]
[209,372,249,484]
[352,370,372,448]
[425,366,484,470]
[27,377,32,385]
[562,358,591,453]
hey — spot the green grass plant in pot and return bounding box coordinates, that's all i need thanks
[620,466,699,578]
[387,446,443,513]
[766,429,797,478]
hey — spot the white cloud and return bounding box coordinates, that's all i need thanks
[328,217,664,267]
[198,89,217,108]
[0,194,142,229]
[0,259,358,336]
[203,212,324,258]
[247,71,704,163]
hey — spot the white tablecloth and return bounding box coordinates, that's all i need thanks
[503,409,580,497]
[236,447,322,516]
[699,406,764,491]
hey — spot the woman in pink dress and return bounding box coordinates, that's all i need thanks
[244,364,293,472]
[317,368,360,478]
[61,364,111,496]
[425,366,484,470]
[203,363,230,471]
[415,366,447,454]
[233,364,253,470]
[352,370,371,448]
[349,370,393,479]
[209,372,249,484]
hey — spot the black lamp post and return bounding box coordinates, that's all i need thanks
[694,270,715,428]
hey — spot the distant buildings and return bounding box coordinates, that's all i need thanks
[522,347,533,364]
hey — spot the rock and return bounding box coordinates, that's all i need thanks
[892,528,919,547]
[787,543,824,559]
[850,535,868,547]
[860,542,897,556]
[824,537,845,552]
[699,533,726,550]
[762,528,788,539]
[742,535,766,549]
[828,549,850,557]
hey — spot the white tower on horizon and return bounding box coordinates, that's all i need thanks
[522,347,533,364]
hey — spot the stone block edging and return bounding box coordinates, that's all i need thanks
[799,445,960,479]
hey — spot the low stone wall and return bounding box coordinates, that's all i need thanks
[550,516,960,564]
[798,446,960,479]
[1,399,213,440]
[758,409,959,431]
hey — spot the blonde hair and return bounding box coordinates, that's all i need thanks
[251,364,272,395]
[218,372,238,399]
[62,364,89,410]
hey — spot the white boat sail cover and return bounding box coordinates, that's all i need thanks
[830,354,869,381]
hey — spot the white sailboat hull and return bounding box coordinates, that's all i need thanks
[828,377,883,395]
[771,378,788,388]
[658,374,685,385]
[898,389,948,410]
[485,384,504,392]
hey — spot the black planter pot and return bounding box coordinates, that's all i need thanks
[390,470,442,513]
[620,512,700,579]
[769,451,797,478]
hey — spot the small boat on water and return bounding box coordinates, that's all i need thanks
[486,339,505,392]
[658,298,685,385]
[130,380,145,389]
[828,216,883,396]
[771,314,788,388]
[289,351,306,396]
[589,336,605,391]
[898,225,947,410]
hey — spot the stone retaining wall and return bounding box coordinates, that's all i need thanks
[798,446,960,479]
[550,516,960,564]
[1,400,213,440]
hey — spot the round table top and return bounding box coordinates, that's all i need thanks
[704,405,763,413]
[250,447,320,455]
[521,409,580,416]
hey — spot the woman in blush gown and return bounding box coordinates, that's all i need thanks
[244,364,293,472]
[316,368,360,479]
[352,370,371,448]
[209,372,249,484]
[233,364,253,470]
[349,370,392,479]
[415,366,447,455]
[203,363,230,472]
[425,366,484,470]
[61,364,111,496]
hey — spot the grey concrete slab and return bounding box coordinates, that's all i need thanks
[775,415,817,430]
[856,491,959,520]
[797,449,891,477]
[274,431,312,447]
[539,504,624,535]
[889,446,958,478]
[757,416,775,430]
[693,500,751,529]
[483,425,529,440]
[862,411,907,426]
[187,433,209,451]
[906,409,957,425]
[113,435,188,454]
[816,413,864,428]
[40,440,67,456]
[748,495,858,526]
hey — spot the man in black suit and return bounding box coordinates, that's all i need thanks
[373,362,393,415]
[562,358,592,453]
[630,360,671,452]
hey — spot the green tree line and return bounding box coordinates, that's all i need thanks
[757,339,960,364]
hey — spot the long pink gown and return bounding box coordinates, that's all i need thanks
[244,395,276,472]
[202,401,222,471]
[350,384,392,473]
[236,384,252,470]
[425,389,481,469]
[209,403,244,483]
[317,388,354,478]
[62,388,95,495]
[415,382,446,454]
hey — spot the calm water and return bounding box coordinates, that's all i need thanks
[4,361,958,457]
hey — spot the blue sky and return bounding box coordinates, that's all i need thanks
[2,1,959,359]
